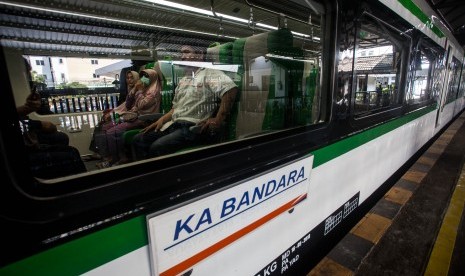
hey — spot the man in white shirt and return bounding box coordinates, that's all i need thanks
[132,45,238,159]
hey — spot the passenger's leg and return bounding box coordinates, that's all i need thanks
[132,130,165,160]
[105,123,133,163]
[37,131,69,146]
[29,145,86,178]
[148,125,198,157]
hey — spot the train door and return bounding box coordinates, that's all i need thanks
[452,56,465,115]
[435,44,452,129]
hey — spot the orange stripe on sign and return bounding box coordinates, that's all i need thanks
[160,194,307,276]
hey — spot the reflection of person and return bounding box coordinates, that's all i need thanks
[117,60,147,105]
[17,66,86,179]
[17,93,69,146]
[100,70,140,123]
[376,82,382,106]
[132,45,238,159]
[95,68,162,168]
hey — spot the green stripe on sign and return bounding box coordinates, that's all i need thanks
[312,106,436,168]
[0,216,148,276]
[398,0,444,38]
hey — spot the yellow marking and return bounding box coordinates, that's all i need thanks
[307,257,353,276]
[433,138,449,146]
[424,164,465,276]
[426,145,445,155]
[402,170,427,184]
[417,156,436,167]
[440,132,454,139]
[384,186,413,205]
[350,213,392,244]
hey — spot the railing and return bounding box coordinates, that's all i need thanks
[354,89,395,114]
[38,87,121,114]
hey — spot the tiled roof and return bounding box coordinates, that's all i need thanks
[339,54,395,73]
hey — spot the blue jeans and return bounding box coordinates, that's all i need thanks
[132,121,200,160]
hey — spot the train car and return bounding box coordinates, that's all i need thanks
[0,0,464,275]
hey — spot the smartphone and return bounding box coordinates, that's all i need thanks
[29,81,40,100]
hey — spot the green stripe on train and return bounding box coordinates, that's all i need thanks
[398,0,445,38]
[0,106,436,275]
[312,105,436,167]
[0,216,147,275]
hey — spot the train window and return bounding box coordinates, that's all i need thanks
[460,62,465,98]
[351,12,409,116]
[337,2,411,119]
[445,57,462,103]
[405,37,443,105]
[1,0,328,182]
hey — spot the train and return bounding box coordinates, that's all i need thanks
[0,0,464,275]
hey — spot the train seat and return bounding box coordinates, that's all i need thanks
[207,42,234,65]
[231,28,294,139]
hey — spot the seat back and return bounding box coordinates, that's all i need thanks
[232,28,294,138]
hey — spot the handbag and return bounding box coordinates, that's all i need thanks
[89,123,103,152]
[120,111,138,122]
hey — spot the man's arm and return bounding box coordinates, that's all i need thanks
[142,108,174,133]
[200,87,238,133]
[17,93,41,117]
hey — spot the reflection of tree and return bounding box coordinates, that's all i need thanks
[31,70,46,84]
[56,82,88,89]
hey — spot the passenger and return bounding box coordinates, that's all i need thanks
[131,45,238,159]
[18,67,86,179]
[94,68,162,168]
[100,70,140,123]
[88,70,139,157]
[117,60,147,105]
[376,82,382,106]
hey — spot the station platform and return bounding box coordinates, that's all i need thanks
[308,112,465,276]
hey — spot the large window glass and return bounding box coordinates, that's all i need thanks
[337,3,410,118]
[446,57,462,103]
[406,37,444,105]
[352,13,408,116]
[459,62,465,98]
[1,0,327,180]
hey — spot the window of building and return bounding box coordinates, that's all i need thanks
[91,59,98,65]
[35,60,45,66]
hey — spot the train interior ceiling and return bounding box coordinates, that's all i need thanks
[1,0,464,180]
[0,0,321,57]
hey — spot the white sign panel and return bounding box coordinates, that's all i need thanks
[147,155,314,276]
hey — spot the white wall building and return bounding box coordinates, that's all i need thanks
[29,56,123,88]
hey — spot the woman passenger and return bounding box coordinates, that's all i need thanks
[94,68,162,168]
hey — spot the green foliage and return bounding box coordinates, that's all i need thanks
[31,70,46,84]
[56,82,88,89]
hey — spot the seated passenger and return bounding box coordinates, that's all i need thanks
[94,68,162,168]
[18,89,86,179]
[131,45,238,159]
[98,70,140,124]
[116,60,147,105]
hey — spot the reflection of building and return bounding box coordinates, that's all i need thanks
[339,53,397,92]
[28,56,122,88]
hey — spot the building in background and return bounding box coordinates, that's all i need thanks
[28,56,123,88]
